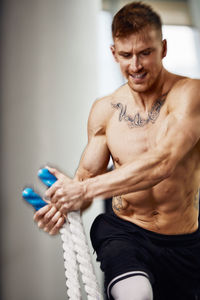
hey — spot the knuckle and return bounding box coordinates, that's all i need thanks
[35,211,42,218]
[57,189,63,197]
[60,197,66,204]
[45,189,50,196]
[55,181,61,188]
[63,203,69,209]
[38,221,44,228]
[55,202,62,210]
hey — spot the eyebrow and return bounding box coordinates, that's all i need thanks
[118,47,154,55]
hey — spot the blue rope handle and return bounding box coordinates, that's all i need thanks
[22,168,57,211]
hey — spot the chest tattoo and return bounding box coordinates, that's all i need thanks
[111,92,168,128]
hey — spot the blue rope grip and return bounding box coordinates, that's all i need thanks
[22,188,47,211]
[38,168,57,187]
[22,168,57,211]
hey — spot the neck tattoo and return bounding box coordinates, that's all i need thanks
[111,92,168,128]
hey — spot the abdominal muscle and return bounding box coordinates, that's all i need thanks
[112,184,199,235]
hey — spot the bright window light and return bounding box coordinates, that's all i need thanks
[162,25,200,78]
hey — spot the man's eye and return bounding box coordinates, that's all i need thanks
[141,50,151,56]
[120,53,131,58]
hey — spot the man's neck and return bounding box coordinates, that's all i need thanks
[128,68,168,112]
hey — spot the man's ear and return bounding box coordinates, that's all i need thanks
[162,39,167,58]
[110,45,118,62]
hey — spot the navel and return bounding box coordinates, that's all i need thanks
[152,210,159,216]
[114,157,120,164]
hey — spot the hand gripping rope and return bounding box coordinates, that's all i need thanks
[22,168,103,300]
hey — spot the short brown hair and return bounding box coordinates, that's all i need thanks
[112,1,162,39]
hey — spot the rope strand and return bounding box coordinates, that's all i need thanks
[60,222,81,299]
[60,211,103,300]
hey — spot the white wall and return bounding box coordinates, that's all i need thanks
[97,10,125,97]
[162,25,200,78]
[0,0,102,299]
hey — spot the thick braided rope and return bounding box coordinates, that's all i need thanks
[61,211,103,300]
[60,221,81,299]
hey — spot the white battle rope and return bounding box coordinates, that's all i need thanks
[60,211,103,300]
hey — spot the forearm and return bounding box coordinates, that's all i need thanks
[73,163,110,210]
[84,152,172,199]
[73,167,92,211]
[45,151,172,214]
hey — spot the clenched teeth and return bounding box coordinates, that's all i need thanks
[130,73,146,79]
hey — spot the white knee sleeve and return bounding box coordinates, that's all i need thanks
[110,273,153,300]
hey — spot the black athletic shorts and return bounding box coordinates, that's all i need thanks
[90,213,200,300]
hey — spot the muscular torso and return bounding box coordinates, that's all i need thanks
[104,79,200,234]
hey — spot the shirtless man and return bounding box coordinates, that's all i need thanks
[34,2,200,299]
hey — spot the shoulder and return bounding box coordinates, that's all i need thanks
[172,77,200,95]
[164,77,200,148]
[90,84,128,113]
[168,77,200,114]
[88,84,127,133]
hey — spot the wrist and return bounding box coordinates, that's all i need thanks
[82,176,105,200]
[79,180,87,197]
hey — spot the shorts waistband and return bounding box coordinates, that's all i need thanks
[107,212,200,247]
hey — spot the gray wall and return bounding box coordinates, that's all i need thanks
[0,0,102,299]
[189,0,200,31]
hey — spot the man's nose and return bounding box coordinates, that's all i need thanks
[129,55,142,72]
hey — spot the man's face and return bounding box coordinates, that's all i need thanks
[111,26,167,93]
